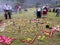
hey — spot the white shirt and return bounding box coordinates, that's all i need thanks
[3,5,12,10]
[37,8,41,11]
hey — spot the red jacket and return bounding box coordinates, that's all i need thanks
[43,7,48,15]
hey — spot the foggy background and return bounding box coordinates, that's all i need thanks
[0,0,60,11]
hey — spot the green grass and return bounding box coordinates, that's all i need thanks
[0,8,60,45]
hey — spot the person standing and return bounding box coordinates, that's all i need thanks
[56,7,60,17]
[36,6,42,18]
[42,6,48,18]
[3,4,12,19]
[17,5,21,13]
[14,5,18,13]
[53,8,55,12]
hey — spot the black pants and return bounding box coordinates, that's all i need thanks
[4,10,11,19]
[37,11,41,18]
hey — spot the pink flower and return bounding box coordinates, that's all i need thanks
[4,37,14,44]
[0,36,14,44]
[31,19,40,23]
[52,27,56,32]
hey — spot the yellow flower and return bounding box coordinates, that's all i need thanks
[41,36,45,40]
[37,36,41,39]
[27,38,32,42]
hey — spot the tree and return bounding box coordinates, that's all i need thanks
[17,0,24,3]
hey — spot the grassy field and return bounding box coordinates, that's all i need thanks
[0,8,60,45]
